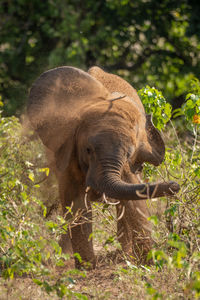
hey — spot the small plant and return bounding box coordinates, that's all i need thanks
[182,78,200,125]
[138,85,172,130]
[173,78,200,129]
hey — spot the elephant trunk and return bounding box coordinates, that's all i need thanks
[87,166,180,200]
[99,176,180,200]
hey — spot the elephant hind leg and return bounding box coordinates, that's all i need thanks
[132,201,152,264]
[117,204,132,256]
[117,168,152,264]
[116,201,152,265]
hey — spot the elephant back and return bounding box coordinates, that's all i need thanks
[27,66,109,151]
[88,66,144,113]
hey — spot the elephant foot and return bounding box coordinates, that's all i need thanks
[131,236,153,265]
[121,246,152,266]
[70,224,96,270]
[58,231,96,269]
[117,225,152,265]
[74,255,96,270]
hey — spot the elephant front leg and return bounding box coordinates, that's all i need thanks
[59,179,96,269]
[59,210,95,269]
[70,208,96,269]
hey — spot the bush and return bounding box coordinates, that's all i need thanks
[0,98,86,298]
[139,80,200,299]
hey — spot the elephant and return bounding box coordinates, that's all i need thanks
[27,66,180,269]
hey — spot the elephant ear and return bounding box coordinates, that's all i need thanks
[54,136,74,172]
[144,114,165,166]
[88,66,144,113]
[27,66,110,153]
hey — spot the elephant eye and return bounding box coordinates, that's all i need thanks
[127,146,135,159]
[86,147,91,155]
[127,152,131,159]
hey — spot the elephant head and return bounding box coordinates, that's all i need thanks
[28,66,180,201]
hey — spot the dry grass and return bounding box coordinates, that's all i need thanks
[0,201,196,300]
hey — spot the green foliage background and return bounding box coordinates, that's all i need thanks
[0,1,200,298]
[0,0,200,115]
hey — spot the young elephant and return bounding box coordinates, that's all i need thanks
[27,66,179,268]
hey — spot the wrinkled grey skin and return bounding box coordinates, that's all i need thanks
[27,66,179,268]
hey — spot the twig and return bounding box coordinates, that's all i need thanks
[34,175,48,186]
[0,172,8,179]
[169,120,183,154]
[190,125,198,163]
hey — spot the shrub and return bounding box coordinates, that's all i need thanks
[139,80,200,299]
[0,98,86,298]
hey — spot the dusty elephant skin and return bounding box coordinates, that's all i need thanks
[27,66,180,269]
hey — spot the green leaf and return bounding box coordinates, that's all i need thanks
[39,168,50,176]
[148,215,159,225]
[28,172,35,182]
